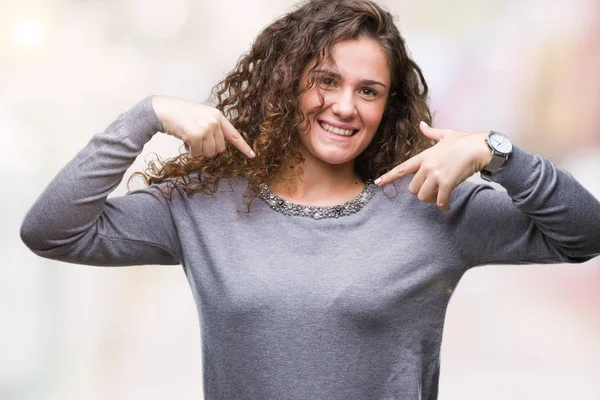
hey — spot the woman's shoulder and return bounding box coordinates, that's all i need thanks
[128,174,250,204]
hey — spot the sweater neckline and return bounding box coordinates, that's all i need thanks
[258,180,377,220]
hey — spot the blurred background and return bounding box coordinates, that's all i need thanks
[2,0,599,399]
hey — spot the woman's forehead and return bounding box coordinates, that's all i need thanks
[304,38,391,85]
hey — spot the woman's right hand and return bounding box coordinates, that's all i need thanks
[151,95,256,159]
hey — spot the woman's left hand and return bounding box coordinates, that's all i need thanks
[374,122,494,211]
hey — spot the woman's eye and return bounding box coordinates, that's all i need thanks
[319,78,336,87]
[360,88,377,97]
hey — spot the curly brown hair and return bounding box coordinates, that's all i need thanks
[133,0,433,208]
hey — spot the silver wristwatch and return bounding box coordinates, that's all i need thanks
[480,131,513,182]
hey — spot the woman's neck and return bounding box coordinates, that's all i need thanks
[269,155,365,207]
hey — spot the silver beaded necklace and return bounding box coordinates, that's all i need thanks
[258,180,377,219]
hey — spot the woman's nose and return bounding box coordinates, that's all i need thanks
[331,90,357,119]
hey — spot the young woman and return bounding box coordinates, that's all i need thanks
[20,0,600,399]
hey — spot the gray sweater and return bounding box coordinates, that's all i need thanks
[20,96,600,400]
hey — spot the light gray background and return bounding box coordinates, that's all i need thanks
[2,0,599,399]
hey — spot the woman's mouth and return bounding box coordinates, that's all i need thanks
[318,121,359,137]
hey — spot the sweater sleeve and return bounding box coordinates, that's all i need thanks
[446,145,600,267]
[20,96,182,266]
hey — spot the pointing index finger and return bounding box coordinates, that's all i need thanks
[374,156,421,186]
[219,115,256,158]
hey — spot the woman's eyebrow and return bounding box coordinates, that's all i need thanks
[314,69,388,89]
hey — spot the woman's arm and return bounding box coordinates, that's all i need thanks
[21,95,256,267]
[20,96,182,266]
[375,122,600,266]
[448,145,600,267]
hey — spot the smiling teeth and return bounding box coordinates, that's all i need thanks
[321,122,355,136]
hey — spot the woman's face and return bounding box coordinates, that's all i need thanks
[297,36,391,167]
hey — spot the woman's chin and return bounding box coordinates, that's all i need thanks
[298,141,359,167]
[314,151,356,166]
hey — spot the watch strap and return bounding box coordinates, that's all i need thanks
[485,153,507,172]
[481,169,493,181]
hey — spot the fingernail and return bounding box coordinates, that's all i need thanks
[374,178,382,185]
[249,150,256,158]
[439,203,451,211]
[420,121,428,127]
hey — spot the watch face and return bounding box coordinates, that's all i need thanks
[488,132,513,155]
